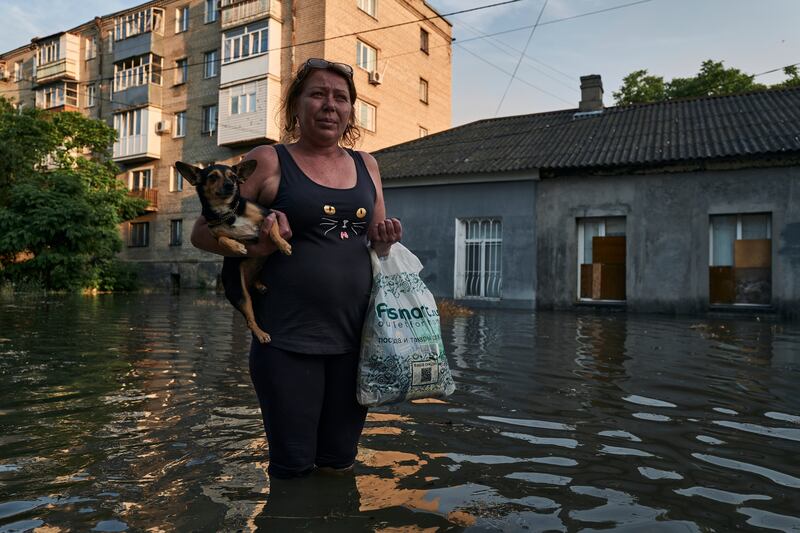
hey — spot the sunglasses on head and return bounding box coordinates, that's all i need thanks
[298,58,354,79]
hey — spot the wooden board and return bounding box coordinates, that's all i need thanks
[734,239,771,268]
[591,263,626,300]
[709,266,734,304]
[593,236,626,265]
[580,264,593,298]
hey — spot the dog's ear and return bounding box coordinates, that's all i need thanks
[232,159,258,182]
[175,161,201,186]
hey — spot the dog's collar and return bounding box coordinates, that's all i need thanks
[206,196,242,227]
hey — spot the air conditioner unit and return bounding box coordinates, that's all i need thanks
[155,120,171,134]
[368,70,383,85]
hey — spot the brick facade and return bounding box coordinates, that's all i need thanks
[0,0,451,289]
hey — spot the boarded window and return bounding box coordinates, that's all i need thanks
[578,217,626,301]
[709,213,771,305]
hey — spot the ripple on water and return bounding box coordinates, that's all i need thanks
[638,467,683,480]
[622,395,678,408]
[712,420,800,442]
[692,453,800,488]
[674,486,771,505]
[763,411,800,424]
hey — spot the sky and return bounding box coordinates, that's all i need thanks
[1,0,798,126]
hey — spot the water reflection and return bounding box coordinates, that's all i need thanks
[1,294,799,531]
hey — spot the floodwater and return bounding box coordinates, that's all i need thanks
[1,293,799,532]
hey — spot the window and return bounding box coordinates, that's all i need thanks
[85,36,97,60]
[577,217,626,301]
[419,78,428,104]
[202,105,218,134]
[419,126,428,138]
[129,222,149,247]
[170,219,183,246]
[114,8,164,41]
[174,111,186,138]
[35,82,78,109]
[38,40,60,65]
[169,167,183,192]
[114,109,143,144]
[203,50,219,78]
[709,213,771,305]
[113,54,163,92]
[356,40,377,72]
[222,21,268,64]
[129,169,153,191]
[14,61,22,82]
[357,0,377,17]
[355,100,376,132]
[420,28,429,54]
[175,58,188,84]
[86,84,96,107]
[175,6,190,33]
[230,82,257,115]
[455,218,502,299]
[205,0,219,23]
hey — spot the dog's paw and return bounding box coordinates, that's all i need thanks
[233,242,248,255]
[279,243,292,256]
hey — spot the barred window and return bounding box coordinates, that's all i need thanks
[455,218,502,299]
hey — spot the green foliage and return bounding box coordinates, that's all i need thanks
[614,60,794,106]
[0,98,146,291]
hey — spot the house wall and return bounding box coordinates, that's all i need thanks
[383,176,537,309]
[536,165,800,318]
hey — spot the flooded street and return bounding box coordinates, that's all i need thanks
[1,293,799,532]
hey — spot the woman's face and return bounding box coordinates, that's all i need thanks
[295,69,353,144]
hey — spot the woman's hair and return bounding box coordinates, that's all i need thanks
[280,60,361,148]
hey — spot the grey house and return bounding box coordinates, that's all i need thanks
[374,78,800,318]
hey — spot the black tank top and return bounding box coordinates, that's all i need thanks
[254,144,377,354]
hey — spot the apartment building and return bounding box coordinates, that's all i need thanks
[0,0,452,288]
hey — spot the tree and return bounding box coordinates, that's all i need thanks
[0,97,146,290]
[612,69,667,106]
[613,60,794,106]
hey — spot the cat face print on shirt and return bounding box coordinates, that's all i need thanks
[320,204,368,240]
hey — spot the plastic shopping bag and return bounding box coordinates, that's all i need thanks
[357,243,456,407]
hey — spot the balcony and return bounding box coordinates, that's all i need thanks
[220,0,280,30]
[128,188,158,211]
[218,78,282,146]
[113,106,162,163]
[34,33,81,84]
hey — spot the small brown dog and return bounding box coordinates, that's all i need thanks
[175,160,291,343]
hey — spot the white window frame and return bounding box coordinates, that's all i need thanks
[85,36,97,60]
[355,99,376,132]
[114,8,164,41]
[114,54,163,92]
[420,78,429,104]
[356,40,377,72]
[169,167,184,192]
[420,28,430,54]
[202,104,218,134]
[203,50,219,78]
[175,57,188,85]
[114,108,144,144]
[38,40,60,66]
[175,6,190,33]
[454,218,503,299]
[174,111,186,138]
[230,82,257,115]
[35,82,78,109]
[709,213,772,267]
[419,126,428,138]
[14,61,23,82]
[86,84,96,107]
[128,168,154,191]
[357,0,377,17]
[205,0,219,23]
[576,216,626,301]
[222,21,269,64]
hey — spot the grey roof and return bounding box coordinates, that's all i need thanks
[374,87,800,179]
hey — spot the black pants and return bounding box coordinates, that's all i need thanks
[249,343,368,479]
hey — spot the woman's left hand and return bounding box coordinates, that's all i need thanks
[369,218,402,257]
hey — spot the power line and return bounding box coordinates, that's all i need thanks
[495,0,549,116]
[754,62,800,77]
[538,0,655,26]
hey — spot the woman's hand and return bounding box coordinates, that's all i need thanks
[369,218,402,257]
[246,210,293,257]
